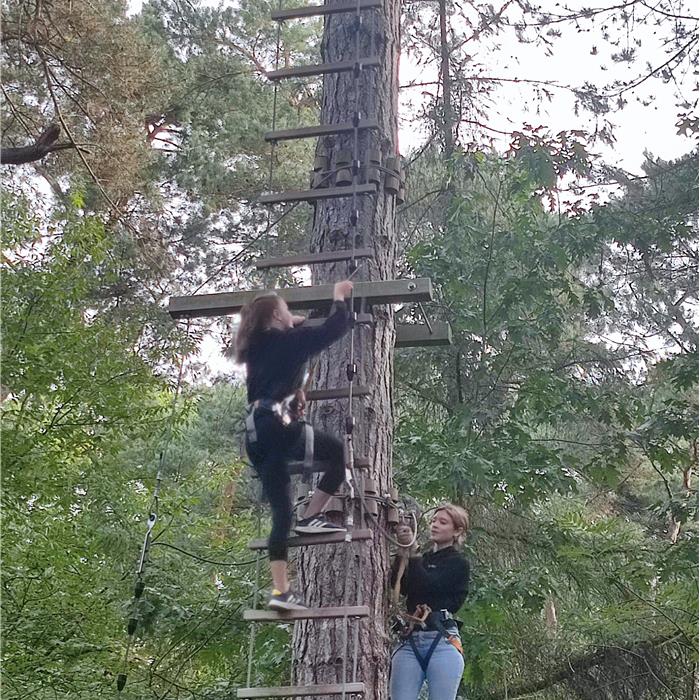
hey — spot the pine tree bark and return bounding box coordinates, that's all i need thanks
[291,0,401,698]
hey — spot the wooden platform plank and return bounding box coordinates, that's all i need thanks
[395,322,452,348]
[168,278,433,319]
[272,0,381,20]
[306,385,370,401]
[255,247,374,269]
[248,528,372,550]
[243,605,369,622]
[267,58,380,80]
[237,683,365,698]
[264,119,379,143]
[259,183,376,205]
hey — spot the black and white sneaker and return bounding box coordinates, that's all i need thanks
[268,589,307,611]
[294,515,347,535]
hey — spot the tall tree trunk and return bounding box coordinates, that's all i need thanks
[291,0,401,697]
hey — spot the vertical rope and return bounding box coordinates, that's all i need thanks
[339,0,367,696]
[246,507,264,687]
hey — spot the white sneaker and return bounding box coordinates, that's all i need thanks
[294,515,347,535]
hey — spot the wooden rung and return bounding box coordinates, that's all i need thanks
[306,385,370,401]
[248,528,372,550]
[272,0,381,20]
[395,322,452,348]
[264,119,380,142]
[259,183,376,205]
[168,278,433,319]
[287,455,370,474]
[243,605,370,622]
[255,247,374,269]
[237,683,365,698]
[267,58,380,81]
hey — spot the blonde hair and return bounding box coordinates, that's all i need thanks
[234,294,282,363]
[434,503,469,546]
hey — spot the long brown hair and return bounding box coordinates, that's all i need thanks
[235,294,281,363]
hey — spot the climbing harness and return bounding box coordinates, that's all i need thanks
[244,393,315,478]
[394,605,464,674]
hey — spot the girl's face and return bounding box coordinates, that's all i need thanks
[271,298,294,329]
[429,509,461,547]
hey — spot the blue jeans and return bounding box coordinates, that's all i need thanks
[390,631,464,700]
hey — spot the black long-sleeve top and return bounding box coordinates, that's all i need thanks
[391,546,470,614]
[246,300,350,403]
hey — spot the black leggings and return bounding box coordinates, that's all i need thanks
[246,408,345,561]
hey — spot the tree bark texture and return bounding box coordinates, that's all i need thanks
[292,1,401,698]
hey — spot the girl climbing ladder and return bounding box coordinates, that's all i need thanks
[235,280,354,611]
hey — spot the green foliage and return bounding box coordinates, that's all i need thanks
[395,146,697,698]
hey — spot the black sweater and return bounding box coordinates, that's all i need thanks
[391,546,470,614]
[246,300,350,403]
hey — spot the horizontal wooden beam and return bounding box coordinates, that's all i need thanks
[243,605,369,622]
[168,278,433,319]
[248,528,372,550]
[267,57,380,80]
[264,119,379,142]
[395,322,452,348]
[255,247,374,269]
[238,683,365,698]
[259,183,376,205]
[272,0,381,20]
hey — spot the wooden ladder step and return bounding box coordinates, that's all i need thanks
[306,385,370,401]
[259,183,376,205]
[287,455,370,475]
[243,605,370,622]
[168,278,433,319]
[255,247,374,269]
[272,0,381,20]
[395,322,452,348]
[248,528,372,550]
[264,119,380,142]
[238,683,365,698]
[267,58,380,81]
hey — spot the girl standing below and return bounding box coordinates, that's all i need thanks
[390,504,470,700]
[235,281,354,611]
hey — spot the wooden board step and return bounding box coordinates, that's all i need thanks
[243,605,369,622]
[255,247,374,269]
[264,119,380,143]
[259,183,376,205]
[248,528,372,550]
[306,385,370,401]
[272,0,381,20]
[267,58,380,81]
[395,322,452,348]
[168,278,433,319]
[238,683,365,698]
[287,455,370,475]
